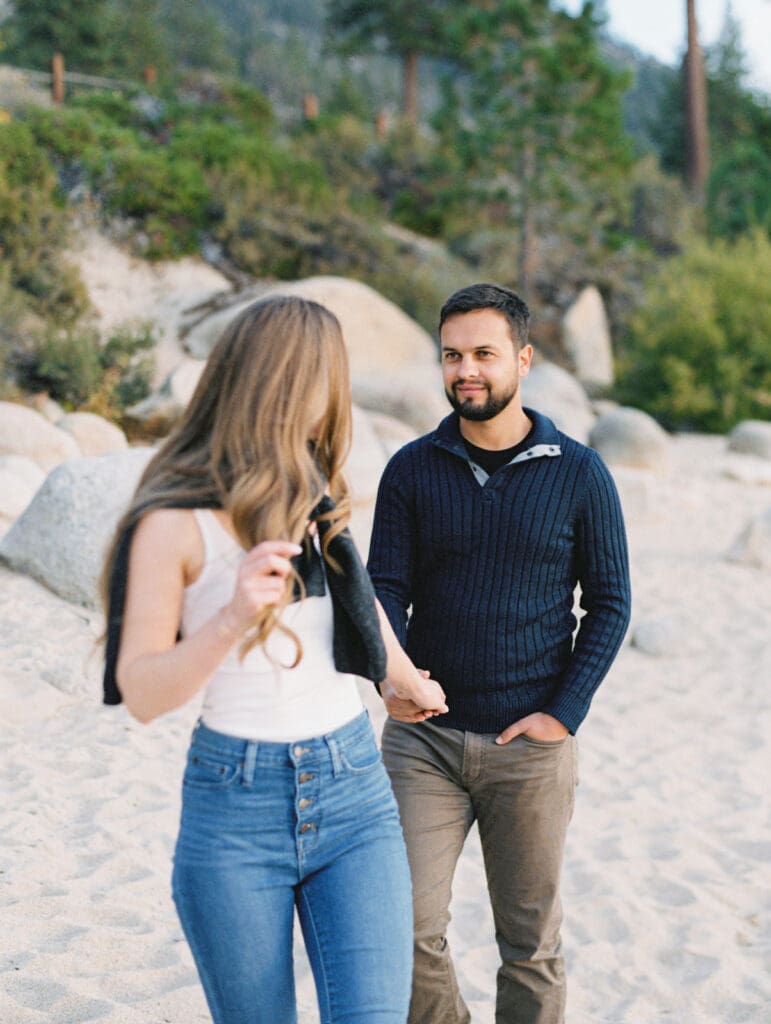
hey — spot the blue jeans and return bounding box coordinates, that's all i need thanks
[172,711,413,1024]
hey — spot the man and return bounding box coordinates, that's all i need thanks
[367,283,631,1024]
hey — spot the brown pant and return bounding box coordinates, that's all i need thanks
[381,718,578,1024]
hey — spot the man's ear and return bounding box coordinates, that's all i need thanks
[519,344,534,377]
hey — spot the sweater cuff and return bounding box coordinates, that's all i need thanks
[541,690,591,735]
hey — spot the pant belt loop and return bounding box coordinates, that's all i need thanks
[242,740,258,787]
[325,736,343,778]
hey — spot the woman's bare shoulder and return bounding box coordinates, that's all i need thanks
[132,508,203,574]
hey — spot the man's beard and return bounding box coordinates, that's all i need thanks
[446,379,518,421]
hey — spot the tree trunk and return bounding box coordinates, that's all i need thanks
[403,50,419,124]
[518,141,538,299]
[685,0,710,201]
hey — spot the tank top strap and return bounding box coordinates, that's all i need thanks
[192,508,239,566]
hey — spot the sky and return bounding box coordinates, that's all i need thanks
[560,0,771,92]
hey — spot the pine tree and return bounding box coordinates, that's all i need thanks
[4,0,110,73]
[105,0,167,80]
[704,5,771,237]
[653,3,770,237]
[325,0,456,123]
[684,0,710,200]
[444,0,631,295]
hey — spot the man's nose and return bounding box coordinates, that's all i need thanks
[458,356,479,377]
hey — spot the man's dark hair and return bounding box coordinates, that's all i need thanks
[439,283,530,347]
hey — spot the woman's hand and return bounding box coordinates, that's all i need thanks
[391,668,447,715]
[219,540,302,638]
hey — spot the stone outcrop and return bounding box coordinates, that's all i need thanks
[727,420,771,461]
[561,285,614,393]
[589,407,671,471]
[728,506,771,570]
[59,412,129,457]
[0,401,81,471]
[631,615,699,656]
[70,229,231,386]
[520,363,596,444]
[350,369,446,436]
[0,456,46,530]
[0,448,156,608]
[366,411,418,458]
[184,275,438,371]
[125,357,206,435]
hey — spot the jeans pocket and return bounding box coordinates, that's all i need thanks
[183,751,240,790]
[520,734,569,749]
[339,734,382,775]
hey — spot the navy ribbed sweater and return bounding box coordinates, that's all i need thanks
[367,409,631,735]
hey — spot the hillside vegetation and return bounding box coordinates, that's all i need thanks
[0,0,769,431]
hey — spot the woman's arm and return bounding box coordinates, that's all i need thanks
[375,599,447,719]
[116,509,300,724]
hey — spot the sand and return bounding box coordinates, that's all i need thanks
[1,433,770,1023]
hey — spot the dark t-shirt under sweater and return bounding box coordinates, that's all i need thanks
[462,422,535,477]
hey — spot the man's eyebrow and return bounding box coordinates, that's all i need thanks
[441,342,500,351]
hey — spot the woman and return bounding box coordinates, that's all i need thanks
[101,295,447,1024]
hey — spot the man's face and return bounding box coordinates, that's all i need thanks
[440,309,532,422]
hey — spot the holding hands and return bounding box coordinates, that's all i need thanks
[382,669,447,723]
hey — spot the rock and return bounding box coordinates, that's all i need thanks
[561,285,614,393]
[727,507,771,570]
[125,357,206,435]
[632,615,699,656]
[520,363,596,444]
[0,448,156,608]
[59,412,129,456]
[184,276,439,377]
[722,455,771,486]
[351,368,447,436]
[0,401,81,471]
[607,467,651,523]
[70,229,232,386]
[589,407,671,471]
[727,421,771,461]
[366,411,418,458]
[0,456,46,525]
[28,393,66,424]
[347,406,388,507]
[592,399,620,418]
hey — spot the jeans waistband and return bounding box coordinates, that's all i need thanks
[189,709,372,767]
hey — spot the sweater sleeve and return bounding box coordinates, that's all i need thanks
[542,451,631,733]
[366,449,417,648]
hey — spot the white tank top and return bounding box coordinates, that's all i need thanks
[180,509,363,742]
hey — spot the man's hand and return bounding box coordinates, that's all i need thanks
[381,679,446,724]
[495,712,569,745]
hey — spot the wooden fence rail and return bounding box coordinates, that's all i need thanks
[1,55,391,134]
[1,55,150,104]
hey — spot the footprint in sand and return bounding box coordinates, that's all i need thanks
[647,876,697,906]
[38,924,87,954]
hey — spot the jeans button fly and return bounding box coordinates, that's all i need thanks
[298,797,312,810]
[299,823,316,834]
[299,772,314,783]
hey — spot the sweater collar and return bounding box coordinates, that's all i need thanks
[431,407,562,466]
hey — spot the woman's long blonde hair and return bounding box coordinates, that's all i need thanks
[101,295,352,662]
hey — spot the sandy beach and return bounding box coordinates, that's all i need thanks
[1,432,770,1024]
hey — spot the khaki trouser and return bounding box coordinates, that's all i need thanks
[381,718,578,1024]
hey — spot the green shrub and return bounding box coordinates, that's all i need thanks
[13,321,155,417]
[615,231,771,432]
[0,121,89,323]
[707,141,771,240]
